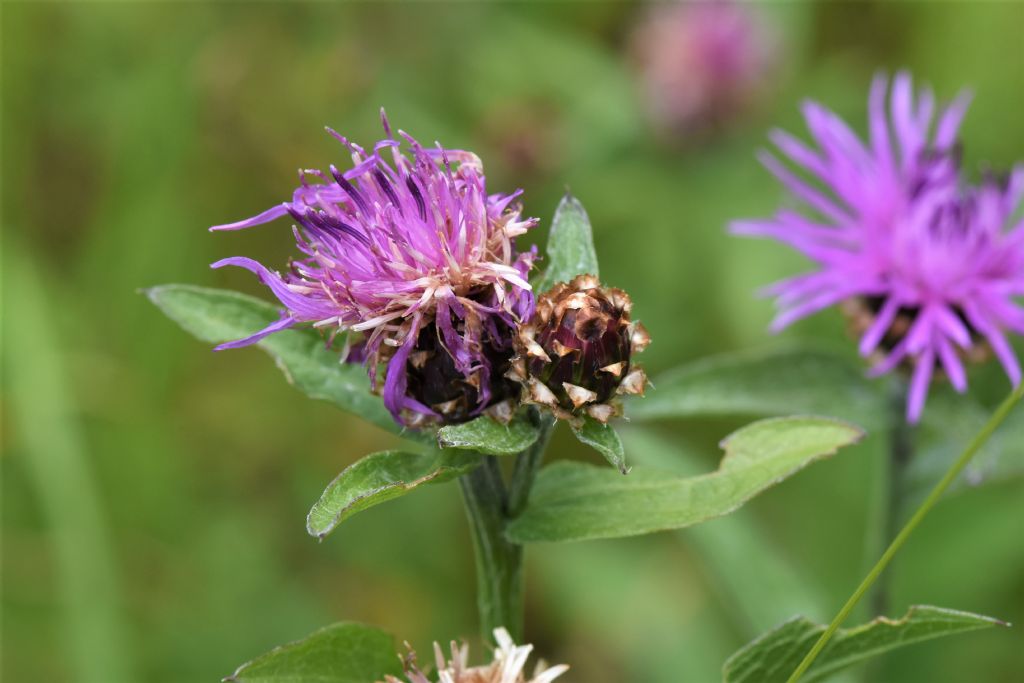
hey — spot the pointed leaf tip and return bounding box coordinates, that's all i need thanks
[572,417,629,474]
[306,449,481,539]
[723,605,1007,683]
[536,194,599,291]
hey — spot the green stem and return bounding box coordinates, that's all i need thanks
[870,382,915,618]
[786,384,1024,683]
[459,415,553,644]
[460,457,524,643]
[508,414,554,516]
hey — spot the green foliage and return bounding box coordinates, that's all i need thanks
[506,417,864,543]
[225,621,402,682]
[572,417,629,474]
[629,347,887,430]
[723,606,1007,683]
[535,193,600,291]
[911,388,1024,497]
[437,414,540,455]
[146,284,425,442]
[307,450,481,539]
[619,427,829,635]
[633,346,1024,496]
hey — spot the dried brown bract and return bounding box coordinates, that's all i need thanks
[508,274,650,425]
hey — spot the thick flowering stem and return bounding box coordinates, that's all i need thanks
[508,416,555,517]
[869,380,915,618]
[460,459,524,644]
[459,414,552,644]
[786,384,1024,683]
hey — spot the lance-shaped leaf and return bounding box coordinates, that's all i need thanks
[572,416,629,474]
[146,284,424,441]
[506,416,863,543]
[723,605,1008,683]
[438,413,540,455]
[628,347,886,430]
[535,193,600,291]
[307,449,481,539]
[225,621,402,682]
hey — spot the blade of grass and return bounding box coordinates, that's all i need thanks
[786,384,1024,683]
[4,238,133,683]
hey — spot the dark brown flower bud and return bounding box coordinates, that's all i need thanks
[507,274,650,424]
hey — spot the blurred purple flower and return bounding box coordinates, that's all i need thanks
[631,0,776,137]
[212,112,538,427]
[734,73,1024,422]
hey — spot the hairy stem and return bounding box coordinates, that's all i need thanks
[460,457,524,643]
[786,384,1024,683]
[459,414,553,644]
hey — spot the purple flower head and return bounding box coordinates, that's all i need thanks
[733,73,1024,422]
[631,0,777,137]
[212,111,539,427]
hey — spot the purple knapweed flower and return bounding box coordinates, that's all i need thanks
[733,73,1024,422]
[212,112,538,427]
[630,0,777,137]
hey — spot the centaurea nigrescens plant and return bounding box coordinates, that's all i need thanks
[146,101,1017,681]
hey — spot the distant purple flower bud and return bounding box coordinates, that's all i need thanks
[508,275,650,425]
[211,112,538,427]
[631,0,777,137]
[734,73,1024,422]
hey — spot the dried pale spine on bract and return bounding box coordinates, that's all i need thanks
[508,274,650,425]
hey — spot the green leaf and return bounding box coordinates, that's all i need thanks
[506,416,863,543]
[723,605,1008,683]
[225,621,402,682]
[437,413,540,455]
[619,427,829,635]
[535,193,599,291]
[307,449,481,539]
[146,284,423,441]
[572,416,629,474]
[628,347,886,430]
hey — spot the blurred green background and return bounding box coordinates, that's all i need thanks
[3,2,1023,682]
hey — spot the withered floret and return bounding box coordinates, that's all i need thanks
[400,312,520,429]
[507,274,650,425]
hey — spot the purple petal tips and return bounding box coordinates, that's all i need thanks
[736,73,1024,422]
[211,114,538,427]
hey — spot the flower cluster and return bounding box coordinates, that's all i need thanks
[734,73,1024,421]
[212,114,648,428]
[382,628,568,683]
[212,112,538,427]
